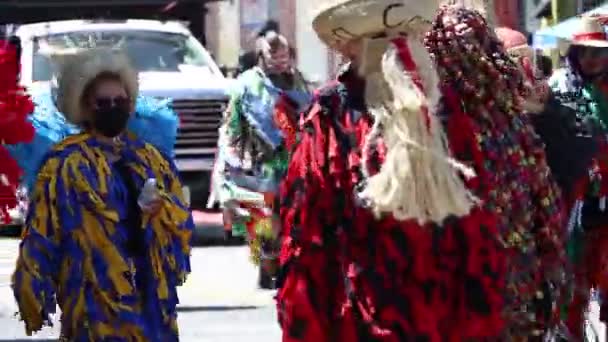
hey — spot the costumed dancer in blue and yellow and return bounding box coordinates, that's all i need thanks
[10,48,193,341]
[212,31,310,288]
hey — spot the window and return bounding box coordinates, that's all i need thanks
[32,30,216,82]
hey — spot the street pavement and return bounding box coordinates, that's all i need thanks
[0,237,281,341]
[0,222,606,341]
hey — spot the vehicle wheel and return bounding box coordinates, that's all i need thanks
[0,223,23,238]
[179,171,211,210]
[258,266,275,289]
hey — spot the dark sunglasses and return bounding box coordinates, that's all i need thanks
[94,96,130,109]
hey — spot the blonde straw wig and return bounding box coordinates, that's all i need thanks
[359,36,476,223]
[56,48,138,124]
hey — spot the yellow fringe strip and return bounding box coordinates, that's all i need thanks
[248,217,276,265]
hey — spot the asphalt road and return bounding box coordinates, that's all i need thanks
[0,238,281,341]
[0,212,606,341]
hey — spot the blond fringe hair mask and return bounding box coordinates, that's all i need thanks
[359,35,477,223]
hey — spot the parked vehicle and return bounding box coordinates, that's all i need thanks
[3,19,232,238]
[25,19,229,198]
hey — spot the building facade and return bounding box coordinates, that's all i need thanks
[205,0,240,68]
[494,0,522,29]
[208,0,550,81]
[451,0,523,30]
[206,0,301,73]
[522,0,605,36]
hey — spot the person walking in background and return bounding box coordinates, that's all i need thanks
[237,20,281,75]
[548,16,608,339]
[237,20,310,87]
[496,26,602,339]
[495,26,596,200]
[11,48,193,341]
[213,30,310,289]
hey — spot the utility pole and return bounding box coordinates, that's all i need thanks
[548,0,577,67]
[551,0,577,24]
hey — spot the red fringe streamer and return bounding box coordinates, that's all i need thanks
[0,39,35,222]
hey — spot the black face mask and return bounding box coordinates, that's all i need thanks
[91,106,130,138]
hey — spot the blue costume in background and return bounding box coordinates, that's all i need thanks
[6,93,178,191]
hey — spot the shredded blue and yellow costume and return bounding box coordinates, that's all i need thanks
[12,132,193,341]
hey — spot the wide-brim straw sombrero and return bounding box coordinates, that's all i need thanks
[312,0,439,48]
[570,16,608,48]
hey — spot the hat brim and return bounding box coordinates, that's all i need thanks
[312,0,437,48]
[571,39,608,48]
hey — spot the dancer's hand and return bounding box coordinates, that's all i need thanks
[139,178,161,214]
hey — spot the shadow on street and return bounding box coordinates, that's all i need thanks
[177,305,259,312]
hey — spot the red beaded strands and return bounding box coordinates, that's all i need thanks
[0,38,34,223]
[425,5,566,338]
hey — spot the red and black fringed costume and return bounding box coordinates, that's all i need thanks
[276,38,507,341]
[0,37,34,222]
[425,6,567,338]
